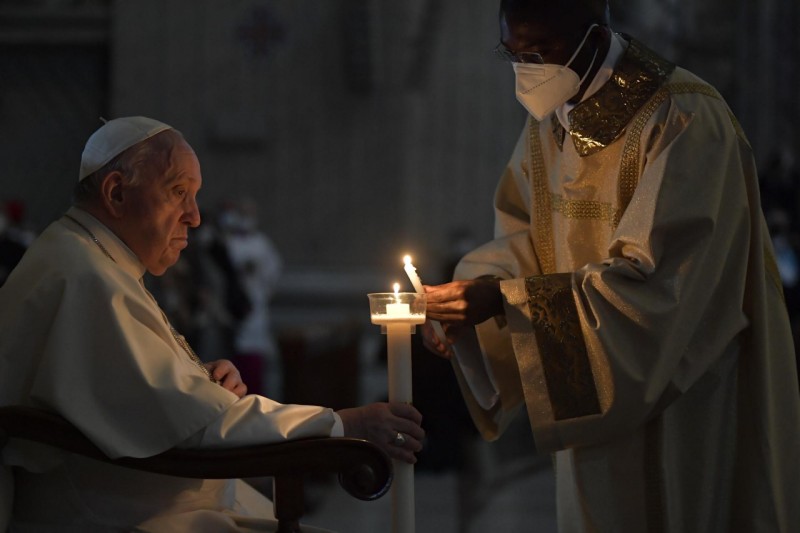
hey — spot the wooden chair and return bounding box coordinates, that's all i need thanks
[0,405,392,533]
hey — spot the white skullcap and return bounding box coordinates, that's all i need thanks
[78,116,173,181]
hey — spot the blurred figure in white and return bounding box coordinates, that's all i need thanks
[219,199,283,399]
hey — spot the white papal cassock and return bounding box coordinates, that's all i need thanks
[451,34,800,533]
[0,207,336,532]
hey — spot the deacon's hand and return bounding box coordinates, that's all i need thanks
[424,279,503,326]
[204,359,247,398]
[421,321,457,360]
[337,402,424,464]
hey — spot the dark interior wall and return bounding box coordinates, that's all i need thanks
[1,0,797,278]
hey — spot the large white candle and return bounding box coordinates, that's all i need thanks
[387,282,414,533]
[386,285,413,403]
[386,319,413,533]
[403,255,447,344]
[369,284,417,533]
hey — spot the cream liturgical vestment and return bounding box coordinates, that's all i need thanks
[0,207,336,532]
[452,36,800,532]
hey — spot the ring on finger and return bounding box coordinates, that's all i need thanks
[392,432,407,447]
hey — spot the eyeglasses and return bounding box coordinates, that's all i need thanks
[492,42,544,64]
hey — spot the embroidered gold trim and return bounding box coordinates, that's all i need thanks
[616,87,670,226]
[529,119,556,274]
[617,82,739,226]
[535,37,678,246]
[551,193,618,222]
[567,38,675,157]
[525,273,600,420]
[533,39,751,274]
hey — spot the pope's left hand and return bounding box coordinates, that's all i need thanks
[204,359,248,398]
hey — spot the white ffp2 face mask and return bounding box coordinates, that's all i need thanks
[513,24,599,121]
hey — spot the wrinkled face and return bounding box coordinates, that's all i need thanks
[116,140,202,275]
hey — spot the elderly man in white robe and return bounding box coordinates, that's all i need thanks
[0,116,424,532]
[422,1,800,532]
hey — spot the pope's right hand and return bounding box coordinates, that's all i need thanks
[337,402,424,464]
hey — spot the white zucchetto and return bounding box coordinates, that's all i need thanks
[79,116,173,181]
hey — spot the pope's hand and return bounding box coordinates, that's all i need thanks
[204,359,247,398]
[337,402,424,464]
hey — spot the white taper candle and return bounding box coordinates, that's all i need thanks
[403,255,447,344]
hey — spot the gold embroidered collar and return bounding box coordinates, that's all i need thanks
[554,36,675,156]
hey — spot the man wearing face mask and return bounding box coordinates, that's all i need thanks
[422,0,800,531]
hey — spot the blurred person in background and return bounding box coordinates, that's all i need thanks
[219,198,283,399]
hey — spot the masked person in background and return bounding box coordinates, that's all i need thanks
[422,1,800,532]
[218,199,284,399]
[0,116,424,532]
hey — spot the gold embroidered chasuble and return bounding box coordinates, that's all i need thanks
[452,37,800,532]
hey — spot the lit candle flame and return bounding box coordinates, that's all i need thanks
[393,282,400,295]
[403,255,412,266]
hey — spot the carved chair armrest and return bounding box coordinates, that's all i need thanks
[0,405,392,532]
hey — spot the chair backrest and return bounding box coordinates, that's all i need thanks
[0,405,392,532]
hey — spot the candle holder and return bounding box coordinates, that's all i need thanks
[367,292,427,334]
[367,291,425,533]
